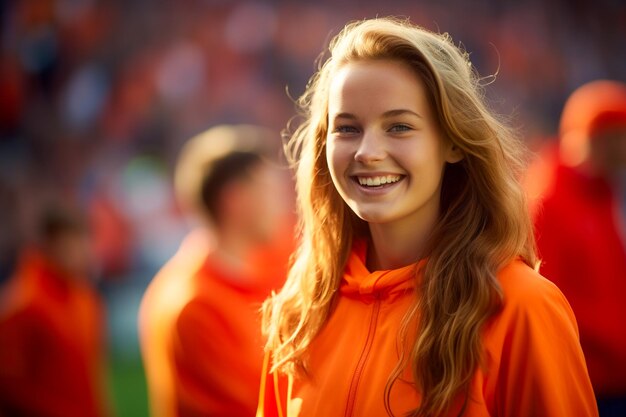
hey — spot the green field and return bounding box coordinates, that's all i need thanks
[109,355,149,417]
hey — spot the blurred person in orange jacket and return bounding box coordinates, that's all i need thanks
[0,204,110,417]
[139,125,293,417]
[527,80,626,416]
[258,18,597,417]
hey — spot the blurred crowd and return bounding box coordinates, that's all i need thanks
[0,0,625,416]
[1,0,625,284]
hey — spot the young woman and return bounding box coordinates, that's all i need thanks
[258,17,598,417]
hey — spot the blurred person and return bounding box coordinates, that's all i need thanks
[258,17,596,417]
[527,80,626,416]
[0,204,110,417]
[138,125,293,417]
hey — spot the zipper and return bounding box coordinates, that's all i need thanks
[344,294,382,417]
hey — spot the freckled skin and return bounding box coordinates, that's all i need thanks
[326,59,459,228]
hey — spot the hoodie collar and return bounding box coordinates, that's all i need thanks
[340,240,424,303]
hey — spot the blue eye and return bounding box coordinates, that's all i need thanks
[388,124,412,132]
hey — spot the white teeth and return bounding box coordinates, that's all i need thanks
[357,175,402,186]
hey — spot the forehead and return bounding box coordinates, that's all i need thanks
[328,60,431,116]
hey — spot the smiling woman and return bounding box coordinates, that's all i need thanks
[258,17,598,417]
[326,60,462,270]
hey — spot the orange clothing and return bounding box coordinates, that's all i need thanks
[258,242,598,417]
[0,249,108,417]
[528,145,626,397]
[139,230,290,417]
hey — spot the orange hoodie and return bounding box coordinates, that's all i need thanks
[0,249,108,417]
[257,242,598,417]
[139,229,291,417]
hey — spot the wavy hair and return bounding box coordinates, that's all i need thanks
[262,17,538,416]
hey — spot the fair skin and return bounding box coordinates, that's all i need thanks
[326,59,462,271]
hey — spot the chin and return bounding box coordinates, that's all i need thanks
[252,224,279,244]
[251,231,272,245]
[351,207,397,224]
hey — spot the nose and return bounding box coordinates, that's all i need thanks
[354,130,386,164]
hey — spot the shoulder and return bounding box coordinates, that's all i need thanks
[172,293,233,358]
[486,261,597,417]
[497,259,568,306]
[494,259,577,334]
[177,295,216,323]
[141,252,210,311]
[174,282,232,339]
[139,261,214,346]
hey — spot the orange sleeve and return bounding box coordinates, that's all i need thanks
[494,278,598,417]
[172,299,259,416]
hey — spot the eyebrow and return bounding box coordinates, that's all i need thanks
[382,109,423,119]
[331,109,423,120]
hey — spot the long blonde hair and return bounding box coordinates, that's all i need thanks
[262,17,537,416]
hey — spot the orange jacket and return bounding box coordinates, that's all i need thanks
[139,230,290,417]
[0,249,108,417]
[258,242,598,417]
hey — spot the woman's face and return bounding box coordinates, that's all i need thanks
[326,59,460,226]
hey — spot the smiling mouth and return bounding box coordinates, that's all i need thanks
[352,174,405,188]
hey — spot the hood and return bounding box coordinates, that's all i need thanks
[340,240,424,303]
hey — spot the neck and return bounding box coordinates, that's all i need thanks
[367,195,440,271]
[209,224,255,276]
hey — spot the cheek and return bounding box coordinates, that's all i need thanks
[400,139,446,181]
[325,140,340,182]
[325,139,352,179]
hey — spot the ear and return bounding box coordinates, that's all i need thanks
[445,143,464,164]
